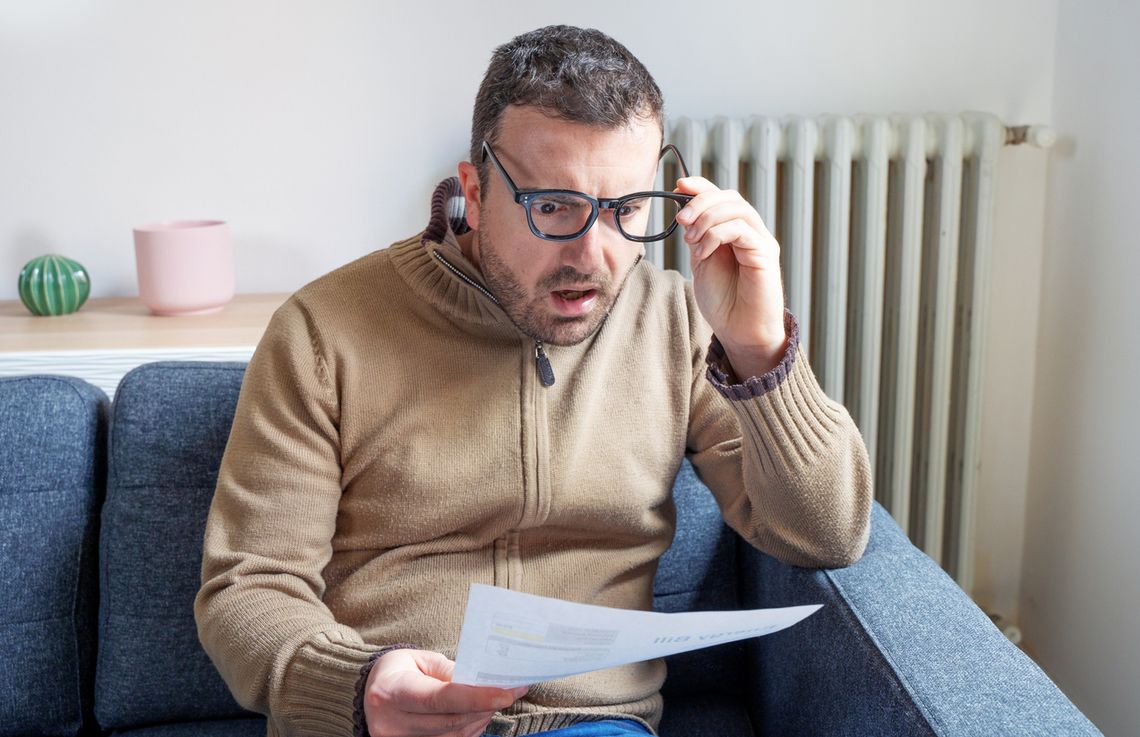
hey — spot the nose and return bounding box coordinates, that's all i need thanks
[559,210,614,274]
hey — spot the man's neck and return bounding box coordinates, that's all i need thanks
[456,230,479,269]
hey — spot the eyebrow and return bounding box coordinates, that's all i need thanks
[487,140,663,199]
[517,166,662,200]
[532,192,595,205]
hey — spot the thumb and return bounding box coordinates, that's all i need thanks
[413,650,457,682]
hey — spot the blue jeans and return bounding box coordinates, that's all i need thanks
[494,720,651,737]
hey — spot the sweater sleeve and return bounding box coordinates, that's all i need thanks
[685,301,873,568]
[194,296,382,736]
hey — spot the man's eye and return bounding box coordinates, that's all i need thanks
[537,202,560,216]
[617,204,638,218]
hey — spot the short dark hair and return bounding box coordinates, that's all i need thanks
[470,25,664,185]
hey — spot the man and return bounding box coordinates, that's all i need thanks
[195,24,872,737]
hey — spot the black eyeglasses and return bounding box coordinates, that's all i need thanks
[481,140,694,243]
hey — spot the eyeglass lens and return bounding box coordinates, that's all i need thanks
[615,195,684,240]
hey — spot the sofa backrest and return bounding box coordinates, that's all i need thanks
[95,362,254,731]
[0,376,106,737]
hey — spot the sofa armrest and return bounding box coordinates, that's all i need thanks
[737,503,1101,737]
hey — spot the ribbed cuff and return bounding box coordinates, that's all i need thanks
[352,644,419,737]
[739,343,846,466]
[277,632,384,737]
[706,309,799,399]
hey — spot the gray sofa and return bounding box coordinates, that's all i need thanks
[0,363,1102,737]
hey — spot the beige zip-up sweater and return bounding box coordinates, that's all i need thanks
[195,181,872,737]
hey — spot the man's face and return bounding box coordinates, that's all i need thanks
[459,106,662,346]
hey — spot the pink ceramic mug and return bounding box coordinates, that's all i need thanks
[133,220,235,316]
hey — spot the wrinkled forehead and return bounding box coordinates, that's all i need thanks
[492,106,665,195]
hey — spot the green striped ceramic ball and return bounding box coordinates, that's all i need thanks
[18,254,91,316]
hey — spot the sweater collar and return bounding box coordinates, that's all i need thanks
[388,177,512,329]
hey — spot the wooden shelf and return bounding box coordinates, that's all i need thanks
[0,293,288,352]
[0,293,289,398]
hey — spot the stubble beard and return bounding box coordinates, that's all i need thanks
[476,229,631,347]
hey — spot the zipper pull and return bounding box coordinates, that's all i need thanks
[535,341,556,387]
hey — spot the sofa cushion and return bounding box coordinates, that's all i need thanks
[0,376,106,737]
[96,363,255,730]
[658,693,755,737]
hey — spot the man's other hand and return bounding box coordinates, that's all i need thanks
[675,176,788,379]
[363,648,528,737]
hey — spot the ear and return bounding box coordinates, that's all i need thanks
[457,161,482,231]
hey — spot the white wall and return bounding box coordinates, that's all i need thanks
[1020,0,1140,733]
[1,0,1060,661]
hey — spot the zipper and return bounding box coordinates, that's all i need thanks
[434,250,556,387]
[534,342,555,387]
[433,250,500,306]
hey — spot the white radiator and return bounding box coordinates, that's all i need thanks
[652,114,1052,589]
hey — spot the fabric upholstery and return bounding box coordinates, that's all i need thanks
[657,694,754,736]
[0,376,106,737]
[96,363,256,730]
[740,504,1103,737]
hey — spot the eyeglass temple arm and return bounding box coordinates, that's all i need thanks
[481,140,522,195]
[660,144,690,180]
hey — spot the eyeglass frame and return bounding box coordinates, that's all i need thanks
[480,139,695,243]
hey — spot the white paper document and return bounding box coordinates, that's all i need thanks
[451,584,821,687]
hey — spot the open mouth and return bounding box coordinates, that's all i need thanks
[556,289,594,301]
[551,288,599,317]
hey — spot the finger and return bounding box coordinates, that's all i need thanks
[691,220,765,264]
[681,200,760,247]
[402,651,526,714]
[675,189,734,228]
[677,195,767,253]
[673,175,722,196]
[375,651,527,717]
[391,675,523,716]
[381,658,524,716]
[412,650,457,682]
